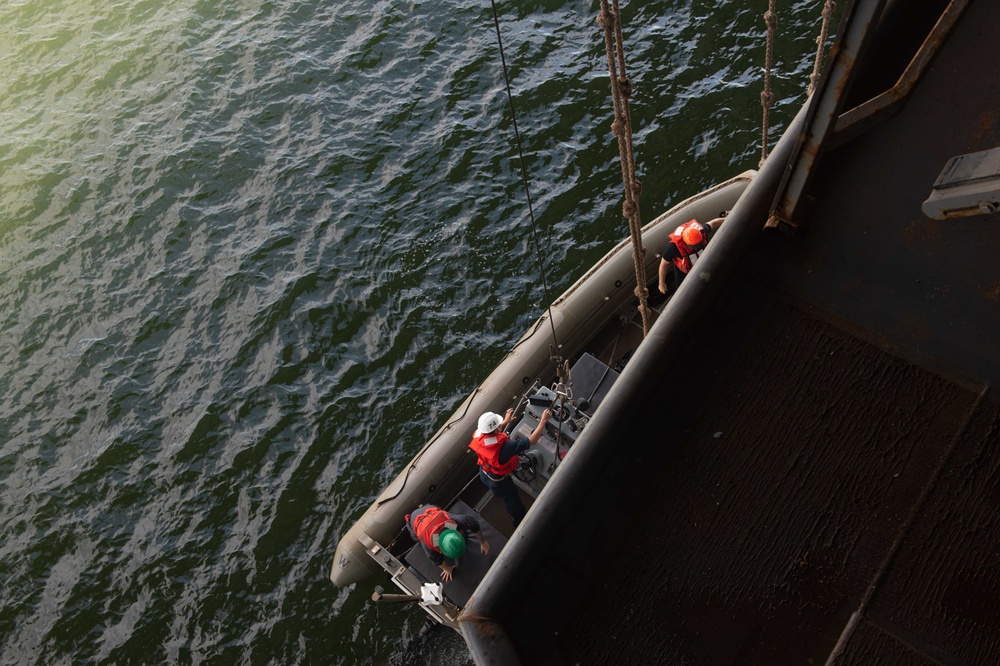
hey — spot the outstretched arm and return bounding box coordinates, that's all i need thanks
[527,409,552,446]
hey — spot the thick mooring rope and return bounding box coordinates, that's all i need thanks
[760,0,777,166]
[598,0,652,336]
[809,0,836,95]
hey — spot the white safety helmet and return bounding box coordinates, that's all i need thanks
[477,412,503,434]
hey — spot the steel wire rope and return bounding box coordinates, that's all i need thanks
[488,0,563,370]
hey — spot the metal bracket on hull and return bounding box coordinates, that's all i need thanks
[922,146,1000,218]
[769,0,970,231]
[358,532,461,627]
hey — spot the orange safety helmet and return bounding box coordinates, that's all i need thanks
[681,225,704,246]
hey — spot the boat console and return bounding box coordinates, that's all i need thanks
[512,352,622,496]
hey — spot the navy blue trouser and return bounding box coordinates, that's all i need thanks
[479,469,526,527]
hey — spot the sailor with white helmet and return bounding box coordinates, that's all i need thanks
[468,407,551,527]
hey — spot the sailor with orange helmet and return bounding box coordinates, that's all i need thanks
[657,214,726,294]
[469,407,551,528]
[405,504,489,582]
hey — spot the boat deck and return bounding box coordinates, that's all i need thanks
[497,0,1000,663]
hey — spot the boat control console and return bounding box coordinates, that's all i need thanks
[511,352,622,496]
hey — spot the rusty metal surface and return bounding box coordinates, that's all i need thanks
[831,0,970,148]
[761,0,1000,387]
[460,616,523,666]
[769,0,887,229]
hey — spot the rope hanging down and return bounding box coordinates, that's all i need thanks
[808,0,836,95]
[759,0,777,166]
[761,0,835,165]
[489,0,564,369]
[598,0,652,337]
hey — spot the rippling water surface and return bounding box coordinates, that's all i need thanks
[0,0,835,663]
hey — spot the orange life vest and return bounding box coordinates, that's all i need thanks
[469,430,518,478]
[668,220,708,274]
[408,506,458,551]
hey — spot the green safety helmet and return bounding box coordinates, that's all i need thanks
[438,529,466,559]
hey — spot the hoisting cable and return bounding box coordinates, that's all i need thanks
[598,0,652,337]
[760,0,777,166]
[808,0,836,95]
[549,383,568,474]
[488,0,564,369]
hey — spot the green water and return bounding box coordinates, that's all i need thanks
[0,0,834,663]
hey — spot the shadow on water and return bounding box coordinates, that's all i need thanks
[388,620,441,666]
[367,614,472,666]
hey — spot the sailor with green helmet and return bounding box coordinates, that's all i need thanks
[405,504,490,582]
